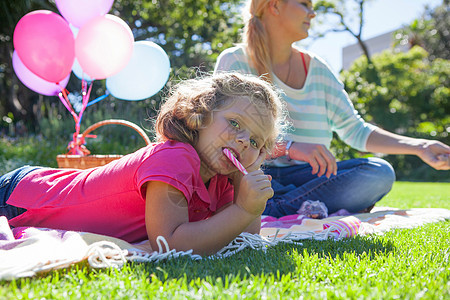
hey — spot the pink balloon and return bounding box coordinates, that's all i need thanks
[12,51,70,96]
[13,10,75,83]
[55,0,114,28]
[75,14,134,80]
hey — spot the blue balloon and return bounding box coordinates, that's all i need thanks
[106,41,170,100]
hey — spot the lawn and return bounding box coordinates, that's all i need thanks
[1,181,449,299]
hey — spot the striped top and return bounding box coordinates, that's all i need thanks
[214,45,377,167]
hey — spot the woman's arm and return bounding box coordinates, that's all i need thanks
[366,128,450,170]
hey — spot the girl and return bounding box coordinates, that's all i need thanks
[0,72,286,256]
[214,0,450,216]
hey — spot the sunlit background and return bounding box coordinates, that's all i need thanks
[304,0,442,72]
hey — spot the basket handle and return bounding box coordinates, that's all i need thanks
[81,119,151,145]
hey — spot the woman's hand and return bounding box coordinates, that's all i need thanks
[416,140,450,170]
[289,142,337,178]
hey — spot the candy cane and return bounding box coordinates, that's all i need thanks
[223,148,248,175]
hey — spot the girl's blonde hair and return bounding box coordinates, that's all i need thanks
[156,72,286,152]
[243,0,278,80]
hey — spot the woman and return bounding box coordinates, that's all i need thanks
[214,0,450,217]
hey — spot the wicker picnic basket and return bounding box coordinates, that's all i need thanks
[56,119,151,169]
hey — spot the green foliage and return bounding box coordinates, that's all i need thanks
[1,182,449,299]
[0,0,243,132]
[394,0,449,61]
[0,0,58,126]
[112,0,242,73]
[339,46,449,181]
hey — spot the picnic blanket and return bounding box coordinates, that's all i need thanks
[1,207,449,280]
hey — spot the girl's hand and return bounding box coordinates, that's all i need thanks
[417,140,450,170]
[289,142,337,178]
[246,148,268,173]
[235,169,273,216]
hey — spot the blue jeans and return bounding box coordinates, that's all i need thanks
[0,166,40,220]
[263,157,395,217]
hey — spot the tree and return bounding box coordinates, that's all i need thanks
[0,0,55,130]
[394,0,449,61]
[313,0,380,83]
[313,0,374,66]
[111,0,242,75]
[0,0,243,133]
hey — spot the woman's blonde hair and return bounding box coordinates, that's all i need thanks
[155,72,286,152]
[243,0,279,80]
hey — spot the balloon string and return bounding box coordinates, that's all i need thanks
[57,84,81,146]
[87,92,109,107]
[57,91,78,124]
[59,88,76,115]
[57,92,73,114]
[77,80,93,126]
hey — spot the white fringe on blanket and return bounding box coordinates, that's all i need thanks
[214,223,359,258]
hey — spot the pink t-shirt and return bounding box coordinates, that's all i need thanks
[8,140,234,243]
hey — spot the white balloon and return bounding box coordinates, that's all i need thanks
[106,41,170,100]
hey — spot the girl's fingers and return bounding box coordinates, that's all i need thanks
[255,148,268,166]
[246,148,268,172]
[249,172,271,182]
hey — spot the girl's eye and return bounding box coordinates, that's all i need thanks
[250,139,258,148]
[300,2,312,9]
[229,120,240,129]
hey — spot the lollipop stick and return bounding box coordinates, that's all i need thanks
[223,148,248,175]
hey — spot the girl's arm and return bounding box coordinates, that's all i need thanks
[214,203,261,234]
[366,128,450,170]
[145,171,272,256]
[244,216,261,234]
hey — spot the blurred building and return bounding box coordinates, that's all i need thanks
[342,29,410,69]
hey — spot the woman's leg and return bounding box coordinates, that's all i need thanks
[0,166,40,220]
[263,157,395,217]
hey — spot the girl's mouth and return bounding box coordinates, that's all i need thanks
[223,147,240,161]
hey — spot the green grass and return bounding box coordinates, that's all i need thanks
[1,182,449,299]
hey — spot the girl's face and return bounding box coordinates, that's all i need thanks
[195,96,273,182]
[276,0,316,41]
